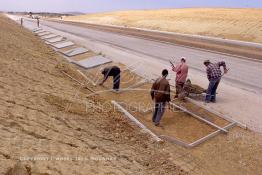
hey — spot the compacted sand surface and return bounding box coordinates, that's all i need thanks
[65,8,262,43]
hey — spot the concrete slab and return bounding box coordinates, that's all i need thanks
[61,47,89,57]
[38,32,51,36]
[33,28,42,32]
[51,41,74,49]
[73,55,112,69]
[46,36,65,43]
[35,30,46,34]
[41,34,58,40]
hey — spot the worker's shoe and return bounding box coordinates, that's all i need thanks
[204,101,210,105]
[154,123,159,126]
[112,89,120,93]
[210,98,216,103]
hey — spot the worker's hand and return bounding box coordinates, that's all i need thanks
[168,102,171,110]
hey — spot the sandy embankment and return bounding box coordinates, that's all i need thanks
[2,14,262,175]
[65,8,262,43]
[0,15,187,174]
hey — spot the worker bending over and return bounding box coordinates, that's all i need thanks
[171,57,188,98]
[150,69,171,126]
[99,66,121,91]
[203,60,228,103]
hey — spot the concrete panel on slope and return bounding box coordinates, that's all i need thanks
[33,28,42,32]
[41,34,58,40]
[61,47,89,57]
[46,36,65,43]
[73,56,112,69]
[35,30,46,34]
[51,41,75,49]
[38,32,51,36]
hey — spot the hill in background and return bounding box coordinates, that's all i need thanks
[65,8,262,43]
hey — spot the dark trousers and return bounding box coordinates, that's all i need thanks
[175,82,184,97]
[152,102,166,124]
[205,78,220,102]
[113,74,120,90]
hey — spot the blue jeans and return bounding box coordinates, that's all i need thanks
[152,102,166,124]
[205,78,220,102]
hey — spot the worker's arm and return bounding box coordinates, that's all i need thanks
[166,83,171,102]
[99,72,109,85]
[206,67,212,81]
[166,84,171,109]
[218,61,228,74]
[172,63,182,74]
[150,80,157,100]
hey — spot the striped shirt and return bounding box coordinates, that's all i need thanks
[206,61,227,81]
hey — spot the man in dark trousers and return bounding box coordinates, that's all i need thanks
[20,18,23,26]
[150,69,171,126]
[99,66,121,91]
[37,18,40,27]
[204,60,228,103]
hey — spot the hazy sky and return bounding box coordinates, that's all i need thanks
[1,0,261,13]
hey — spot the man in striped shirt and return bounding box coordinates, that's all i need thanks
[204,60,228,103]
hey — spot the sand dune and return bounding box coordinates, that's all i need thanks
[65,8,262,43]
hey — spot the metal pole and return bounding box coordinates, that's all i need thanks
[160,135,190,148]
[189,122,236,147]
[77,70,96,86]
[170,102,228,133]
[185,97,247,129]
[111,100,162,142]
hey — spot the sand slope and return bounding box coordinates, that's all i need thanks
[0,15,187,174]
[65,8,262,43]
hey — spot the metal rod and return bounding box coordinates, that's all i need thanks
[61,71,84,86]
[189,122,237,147]
[160,135,190,148]
[120,79,149,91]
[170,102,228,133]
[111,100,162,142]
[185,97,247,129]
[77,70,96,86]
[62,71,95,93]
[118,101,153,114]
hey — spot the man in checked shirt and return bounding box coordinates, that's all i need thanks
[203,60,228,103]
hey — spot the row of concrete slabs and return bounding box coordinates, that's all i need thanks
[32,27,113,69]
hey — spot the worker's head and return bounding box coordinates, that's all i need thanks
[203,60,210,66]
[101,68,106,75]
[162,69,168,77]
[181,57,186,63]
